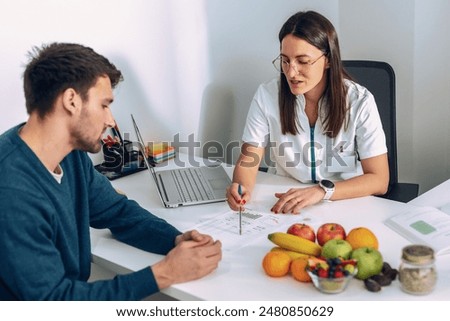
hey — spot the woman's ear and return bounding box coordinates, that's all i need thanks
[62,88,81,115]
[325,57,331,69]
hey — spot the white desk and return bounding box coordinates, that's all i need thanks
[90,157,450,301]
[408,179,450,209]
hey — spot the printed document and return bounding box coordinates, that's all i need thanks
[192,208,321,252]
[385,205,450,255]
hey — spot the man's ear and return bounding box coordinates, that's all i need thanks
[62,88,82,115]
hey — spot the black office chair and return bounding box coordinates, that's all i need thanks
[343,60,419,202]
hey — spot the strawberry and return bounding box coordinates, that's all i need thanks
[334,270,345,278]
[317,268,328,278]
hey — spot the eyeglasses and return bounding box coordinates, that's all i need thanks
[272,53,326,74]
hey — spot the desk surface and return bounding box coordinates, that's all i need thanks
[91,157,450,301]
[408,178,450,208]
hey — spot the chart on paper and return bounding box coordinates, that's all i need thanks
[193,208,319,252]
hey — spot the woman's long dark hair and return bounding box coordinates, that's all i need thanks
[278,11,349,137]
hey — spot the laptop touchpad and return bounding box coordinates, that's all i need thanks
[208,178,228,191]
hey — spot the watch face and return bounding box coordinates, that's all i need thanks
[321,180,334,188]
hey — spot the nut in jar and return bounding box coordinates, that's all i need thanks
[398,244,437,295]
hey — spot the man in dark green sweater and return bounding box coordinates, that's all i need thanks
[0,43,222,300]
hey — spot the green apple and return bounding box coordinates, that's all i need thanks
[321,239,353,260]
[350,247,383,280]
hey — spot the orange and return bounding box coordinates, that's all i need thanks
[290,257,312,282]
[345,227,379,250]
[262,251,291,277]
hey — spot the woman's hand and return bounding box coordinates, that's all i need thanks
[271,185,325,214]
[225,182,249,211]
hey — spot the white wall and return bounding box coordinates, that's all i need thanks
[0,0,212,156]
[339,0,415,184]
[413,0,450,193]
[339,0,450,193]
[1,0,449,194]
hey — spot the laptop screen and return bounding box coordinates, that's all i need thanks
[131,114,157,175]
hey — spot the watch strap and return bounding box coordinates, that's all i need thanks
[323,189,334,200]
[319,180,335,201]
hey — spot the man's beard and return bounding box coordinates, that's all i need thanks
[79,139,102,153]
[73,110,104,153]
[73,131,102,153]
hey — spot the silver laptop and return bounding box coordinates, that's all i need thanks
[131,114,231,208]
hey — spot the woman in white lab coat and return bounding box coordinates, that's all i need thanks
[226,11,389,214]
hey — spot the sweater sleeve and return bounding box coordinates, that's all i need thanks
[84,155,182,255]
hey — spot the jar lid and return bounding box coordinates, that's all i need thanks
[402,244,435,264]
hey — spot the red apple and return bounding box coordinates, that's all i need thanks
[286,223,316,242]
[317,223,346,246]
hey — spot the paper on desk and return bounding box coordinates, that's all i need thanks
[438,202,450,215]
[384,205,450,255]
[192,208,321,252]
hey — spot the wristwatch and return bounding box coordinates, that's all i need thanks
[319,180,335,200]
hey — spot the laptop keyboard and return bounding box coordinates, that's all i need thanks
[171,168,215,202]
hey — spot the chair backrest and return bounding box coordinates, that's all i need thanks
[342,60,398,190]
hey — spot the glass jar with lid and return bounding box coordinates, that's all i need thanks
[398,244,437,295]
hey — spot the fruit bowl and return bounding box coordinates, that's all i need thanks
[307,269,357,294]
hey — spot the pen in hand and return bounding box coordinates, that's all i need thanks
[238,184,243,235]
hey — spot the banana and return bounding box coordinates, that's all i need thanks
[270,247,310,260]
[268,232,321,257]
